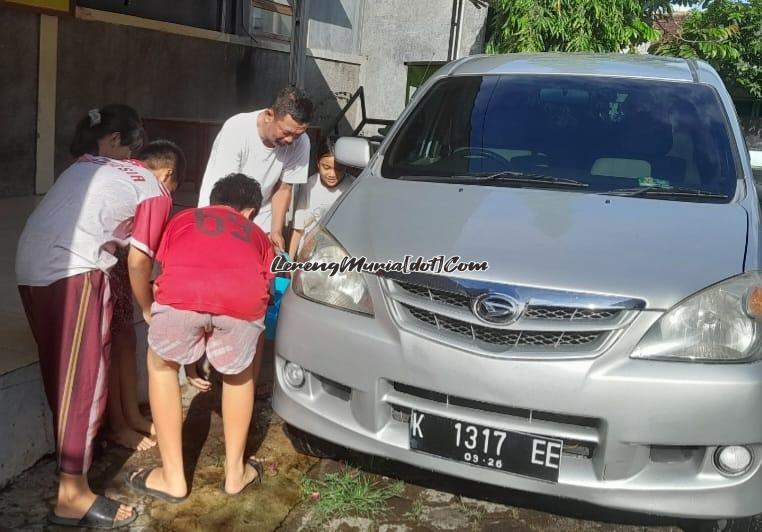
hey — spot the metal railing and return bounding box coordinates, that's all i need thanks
[325,86,395,143]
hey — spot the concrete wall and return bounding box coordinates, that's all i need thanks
[54,16,362,176]
[0,364,54,489]
[360,0,488,121]
[305,56,362,136]
[0,9,39,197]
[55,17,287,176]
[308,0,364,56]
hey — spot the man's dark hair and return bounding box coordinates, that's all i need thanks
[270,86,313,124]
[137,139,187,188]
[210,173,263,215]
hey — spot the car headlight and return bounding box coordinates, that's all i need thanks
[631,272,762,363]
[291,225,373,316]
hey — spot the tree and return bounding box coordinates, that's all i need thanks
[485,0,663,54]
[650,0,762,98]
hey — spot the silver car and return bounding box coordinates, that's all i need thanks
[273,53,761,528]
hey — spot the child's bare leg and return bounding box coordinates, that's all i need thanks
[141,348,187,498]
[116,325,155,435]
[254,333,268,397]
[221,356,261,494]
[106,340,155,451]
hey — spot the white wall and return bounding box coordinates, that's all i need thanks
[360,0,488,121]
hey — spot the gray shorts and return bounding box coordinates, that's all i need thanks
[148,303,265,375]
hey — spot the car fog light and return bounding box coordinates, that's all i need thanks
[714,446,753,475]
[284,362,305,388]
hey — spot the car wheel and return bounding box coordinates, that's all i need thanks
[284,424,345,459]
[690,515,762,532]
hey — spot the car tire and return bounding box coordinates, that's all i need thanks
[691,516,762,532]
[284,424,345,459]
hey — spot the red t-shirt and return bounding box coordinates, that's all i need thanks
[155,206,275,321]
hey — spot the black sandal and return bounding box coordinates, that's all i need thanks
[218,457,264,496]
[46,495,137,529]
[126,468,188,504]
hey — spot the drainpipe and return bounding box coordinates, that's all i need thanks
[447,0,466,61]
[289,0,309,88]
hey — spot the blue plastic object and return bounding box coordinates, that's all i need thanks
[264,276,291,340]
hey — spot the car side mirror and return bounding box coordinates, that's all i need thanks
[335,137,370,169]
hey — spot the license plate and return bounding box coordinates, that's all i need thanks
[409,410,563,482]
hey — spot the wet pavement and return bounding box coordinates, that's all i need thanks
[0,381,718,531]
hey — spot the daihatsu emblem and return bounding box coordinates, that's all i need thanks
[472,293,523,325]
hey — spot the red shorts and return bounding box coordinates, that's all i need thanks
[19,271,112,475]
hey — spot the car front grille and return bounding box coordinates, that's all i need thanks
[403,304,604,349]
[383,273,643,359]
[395,280,623,322]
[524,306,619,321]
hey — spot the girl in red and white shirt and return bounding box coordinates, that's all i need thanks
[16,105,184,529]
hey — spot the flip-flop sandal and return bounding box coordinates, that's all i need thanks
[46,495,137,529]
[218,457,264,496]
[126,468,188,504]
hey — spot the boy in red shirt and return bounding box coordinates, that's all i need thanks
[126,173,274,501]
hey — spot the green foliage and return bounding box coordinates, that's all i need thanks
[485,0,661,54]
[650,0,762,98]
[484,0,760,98]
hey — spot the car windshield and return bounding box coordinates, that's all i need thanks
[382,75,740,202]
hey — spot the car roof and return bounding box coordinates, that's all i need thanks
[448,53,702,83]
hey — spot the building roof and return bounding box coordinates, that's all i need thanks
[448,53,697,82]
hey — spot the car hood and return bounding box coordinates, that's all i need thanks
[325,177,749,309]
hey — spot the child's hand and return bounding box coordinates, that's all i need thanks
[269,231,286,254]
[185,362,211,392]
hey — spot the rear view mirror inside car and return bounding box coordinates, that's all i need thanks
[539,88,589,104]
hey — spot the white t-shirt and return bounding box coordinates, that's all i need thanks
[16,155,172,286]
[197,110,310,231]
[293,172,351,235]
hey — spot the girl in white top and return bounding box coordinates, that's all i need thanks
[289,137,352,258]
[15,105,178,529]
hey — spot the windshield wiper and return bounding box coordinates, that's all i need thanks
[403,170,589,189]
[600,186,728,200]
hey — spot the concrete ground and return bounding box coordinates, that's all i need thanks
[0,372,720,532]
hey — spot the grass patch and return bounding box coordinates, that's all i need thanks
[301,470,404,525]
[458,497,486,530]
[403,499,425,521]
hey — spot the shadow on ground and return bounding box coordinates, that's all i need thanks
[0,382,317,531]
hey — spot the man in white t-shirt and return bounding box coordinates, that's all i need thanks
[198,86,313,252]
